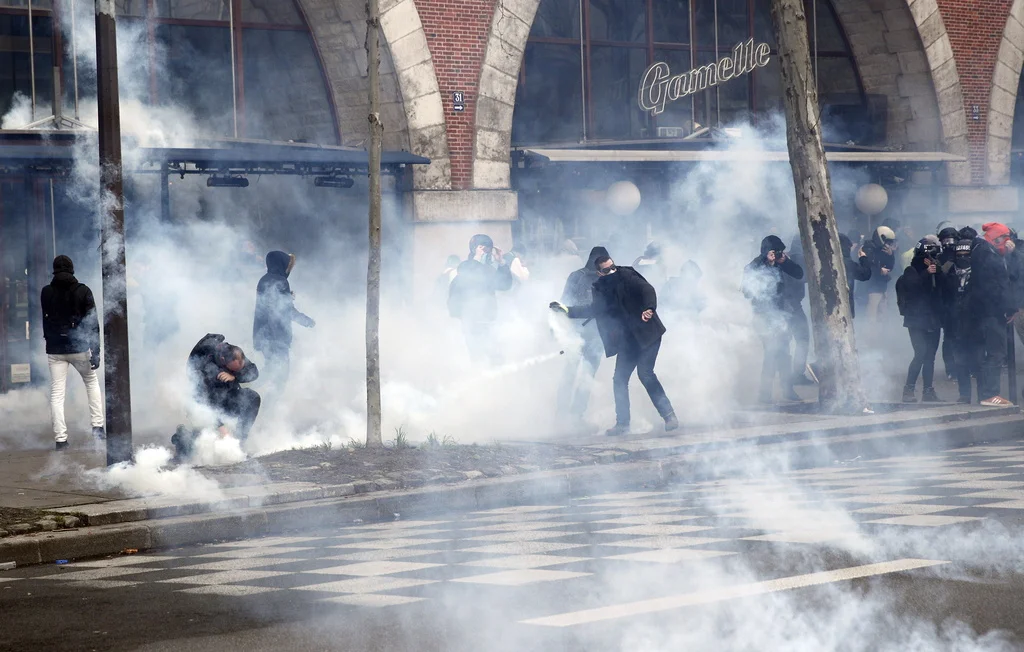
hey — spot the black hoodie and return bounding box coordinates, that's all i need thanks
[742,236,804,315]
[253,251,313,352]
[561,246,609,309]
[896,255,944,331]
[40,255,100,355]
[567,266,665,357]
[861,230,896,293]
[967,237,1014,320]
[447,236,514,322]
[839,233,872,318]
[187,333,259,406]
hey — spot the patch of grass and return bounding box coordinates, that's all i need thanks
[423,432,458,449]
[316,439,333,452]
[442,434,458,448]
[393,426,411,450]
[346,437,366,450]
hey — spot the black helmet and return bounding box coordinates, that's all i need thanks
[958,226,977,241]
[914,237,941,260]
[938,227,959,245]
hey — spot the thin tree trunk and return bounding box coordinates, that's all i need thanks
[365,0,383,447]
[770,0,867,413]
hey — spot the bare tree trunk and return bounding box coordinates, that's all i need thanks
[770,0,867,413]
[365,0,383,447]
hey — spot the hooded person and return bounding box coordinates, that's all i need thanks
[40,255,105,450]
[448,234,514,365]
[556,246,610,421]
[253,251,315,393]
[742,235,804,403]
[959,223,1016,406]
[551,254,678,436]
[895,238,945,402]
[858,226,897,322]
[839,233,872,319]
[632,241,667,290]
[944,238,977,403]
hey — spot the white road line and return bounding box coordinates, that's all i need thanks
[520,558,948,628]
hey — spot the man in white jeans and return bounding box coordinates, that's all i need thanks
[41,255,104,450]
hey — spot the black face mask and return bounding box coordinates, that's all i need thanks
[954,255,970,270]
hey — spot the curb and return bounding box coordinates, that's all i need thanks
[2,409,1022,567]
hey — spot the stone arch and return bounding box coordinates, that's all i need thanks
[471,0,541,190]
[986,0,1024,186]
[294,0,452,189]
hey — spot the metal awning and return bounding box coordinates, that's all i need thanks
[0,133,430,175]
[520,148,965,163]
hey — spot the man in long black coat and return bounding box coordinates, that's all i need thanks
[556,246,609,419]
[253,251,315,392]
[552,254,678,436]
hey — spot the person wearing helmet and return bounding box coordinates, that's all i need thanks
[858,226,897,323]
[936,226,962,379]
[944,238,977,403]
[742,235,804,403]
[895,238,945,402]
[838,233,872,318]
[960,223,1016,406]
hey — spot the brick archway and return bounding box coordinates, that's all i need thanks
[295,0,452,189]
[471,0,540,189]
[986,0,1024,186]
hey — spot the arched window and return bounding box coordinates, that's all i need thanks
[0,0,338,144]
[512,0,865,145]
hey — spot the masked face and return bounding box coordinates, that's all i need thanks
[993,235,1013,256]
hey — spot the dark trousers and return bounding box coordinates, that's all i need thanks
[787,307,810,377]
[557,335,604,417]
[213,388,261,440]
[976,316,1006,400]
[462,321,501,366]
[612,336,674,426]
[906,327,940,389]
[757,330,793,401]
[940,326,955,376]
[261,343,291,393]
[953,333,979,401]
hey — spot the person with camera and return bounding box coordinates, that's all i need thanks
[447,234,514,365]
[41,255,105,450]
[895,237,946,403]
[742,235,804,404]
[550,255,678,436]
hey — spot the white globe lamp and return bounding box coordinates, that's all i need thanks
[855,183,888,216]
[606,181,642,216]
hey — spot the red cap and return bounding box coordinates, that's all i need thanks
[983,222,1011,244]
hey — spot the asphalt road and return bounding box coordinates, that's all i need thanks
[6,442,1024,651]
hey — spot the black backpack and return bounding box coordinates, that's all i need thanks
[895,271,909,317]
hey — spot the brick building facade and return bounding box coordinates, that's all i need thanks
[298,0,1024,294]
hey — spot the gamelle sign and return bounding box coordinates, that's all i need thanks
[638,38,771,115]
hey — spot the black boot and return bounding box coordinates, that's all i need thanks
[664,413,679,432]
[605,424,630,437]
[921,387,941,403]
[902,385,917,403]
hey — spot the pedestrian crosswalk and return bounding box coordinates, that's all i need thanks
[8,442,1024,608]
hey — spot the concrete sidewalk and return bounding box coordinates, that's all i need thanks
[1,402,1022,567]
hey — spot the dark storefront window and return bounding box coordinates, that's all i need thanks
[0,0,337,143]
[513,0,866,145]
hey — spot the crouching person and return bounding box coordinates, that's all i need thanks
[173,333,260,461]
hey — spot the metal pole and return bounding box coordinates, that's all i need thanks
[1008,323,1018,405]
[160,167,170,222]
[95,0,133,465]
[714,0,720,126]
[28,0,36,120]
[72,0,79,119]
[229,0,237,138]
[578,0,586,141]
[49,179,55,256]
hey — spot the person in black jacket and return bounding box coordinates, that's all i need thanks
[858,226,898,323]
[253,251,315,393]
[742,235,804,403]
[936,227,961,378]
[448,234,514,365]
[896,238,945,403]
[41,255,104,450]
[556,246,609,419]
[185,333,261,440]
[963,223,1017,406]
[551,255,678,436]
[945,238,976,403]
[781,235,812,385]
[839,233,872,319]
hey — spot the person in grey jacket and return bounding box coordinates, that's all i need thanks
[556,246,609,421]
